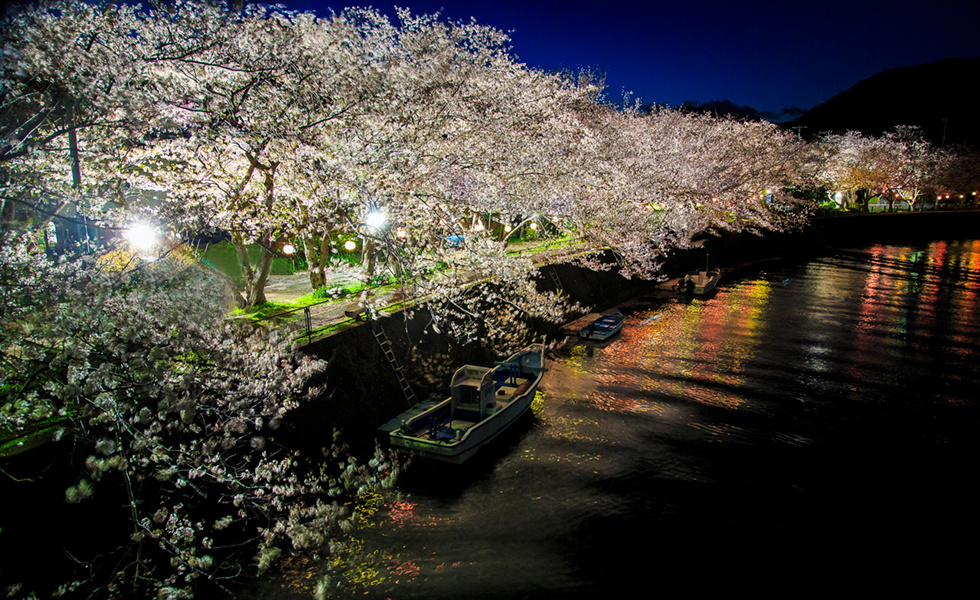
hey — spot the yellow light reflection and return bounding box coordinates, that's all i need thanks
[530,390,547,415]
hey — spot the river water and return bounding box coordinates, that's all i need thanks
[270,240,980,597]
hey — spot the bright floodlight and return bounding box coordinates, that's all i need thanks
[365,210,386,230]
[282,243,295,255]
[125,224,157,251]
[344,240,357,251]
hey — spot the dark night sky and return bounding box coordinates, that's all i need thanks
[281,0,980,119]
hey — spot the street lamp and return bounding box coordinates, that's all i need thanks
[365,210,386,231]
[125,223,160,260]
[125,223,157,251]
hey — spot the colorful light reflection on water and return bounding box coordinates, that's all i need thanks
[257,240,980,598]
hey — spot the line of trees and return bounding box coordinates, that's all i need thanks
[1,1,815,316]
[813,125,979,213]
[3,2,976,322]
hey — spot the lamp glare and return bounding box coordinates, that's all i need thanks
[366,211,386,230]
[125,224,157,251]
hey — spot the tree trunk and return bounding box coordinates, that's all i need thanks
[232,236,255,302]
[302,235,331,290]
[234,154,281,307]
[61,100,83,254]
[391,247,403,278]
[232,235,275,307]
[0,198,14,248]
[248,248,275,307]
[856,190,868,214]
[67,102,82,190]
[363,239,377,278]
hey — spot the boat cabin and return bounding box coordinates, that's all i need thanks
[450,359,533,423]
[450,365,496,422]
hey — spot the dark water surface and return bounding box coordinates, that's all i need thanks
[275,241,980,597]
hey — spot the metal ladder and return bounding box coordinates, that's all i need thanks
[547,267,566,297]
[373,323,417,407]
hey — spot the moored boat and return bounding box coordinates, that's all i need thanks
[679,269,721,295]
[388,344,546,464]
[579,312,625,340]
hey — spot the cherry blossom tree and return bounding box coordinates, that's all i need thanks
[816,127,946,213]
[816,131,897,213]
[938,148,980,208]
[0,233,403,598]
[0,0,165,249]
[2,7,406,596]
[106,3,388,307]
[301,9,600,344]
[883,125,946,212]
[540,102,814,279]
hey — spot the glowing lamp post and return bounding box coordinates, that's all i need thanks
[365,210,386,231]
[125,224,156,250]
[280,243,296,271]
[125,223,159,260]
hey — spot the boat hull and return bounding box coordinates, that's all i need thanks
[389,393,535,463]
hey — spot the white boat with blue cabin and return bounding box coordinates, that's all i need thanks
[579,312,625,340]
[388,344,546,464]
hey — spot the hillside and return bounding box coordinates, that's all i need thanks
[787,57,980,147]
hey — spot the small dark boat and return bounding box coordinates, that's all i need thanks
[679,269,721,295]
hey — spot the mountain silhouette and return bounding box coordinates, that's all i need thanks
[787,57,980,147]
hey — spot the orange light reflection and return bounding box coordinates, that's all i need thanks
[587,281,773,413]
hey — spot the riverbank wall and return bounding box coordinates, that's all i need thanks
[281,251,667,456]
[284,210,980,456]
[813,210,980,246]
